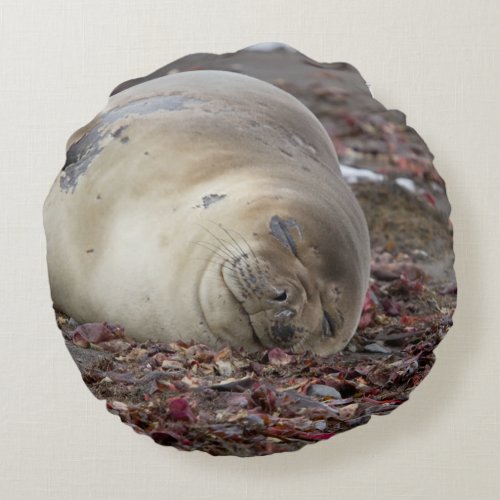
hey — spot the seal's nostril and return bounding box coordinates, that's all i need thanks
[273,290,287,302]
[274,308,295,319]
[271,324,295,342]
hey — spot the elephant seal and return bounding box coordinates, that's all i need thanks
[43,70,370,356]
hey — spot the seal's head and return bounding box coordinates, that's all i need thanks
[198,213,369,356]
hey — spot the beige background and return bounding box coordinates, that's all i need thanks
[1,1,498,498]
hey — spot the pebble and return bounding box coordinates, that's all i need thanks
[307,384,342,399]
[364,343,392,354]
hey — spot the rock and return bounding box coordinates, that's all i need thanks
[307,384,342,399]
[363,343,392,354]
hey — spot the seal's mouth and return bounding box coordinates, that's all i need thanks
[244,302,311,352]
[245,303,307,351]
[255,313,312,351]
[220,259,308,351]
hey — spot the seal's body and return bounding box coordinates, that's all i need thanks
[44,70,370,355]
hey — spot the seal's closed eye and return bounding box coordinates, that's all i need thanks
[323,311,336,337]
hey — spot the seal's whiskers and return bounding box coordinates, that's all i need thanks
[189,256,235,274]
[191,240,235,262]
[196,223,245,261]
[206,219,258,261]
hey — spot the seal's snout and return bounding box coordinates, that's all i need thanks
[271,323,295,343]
